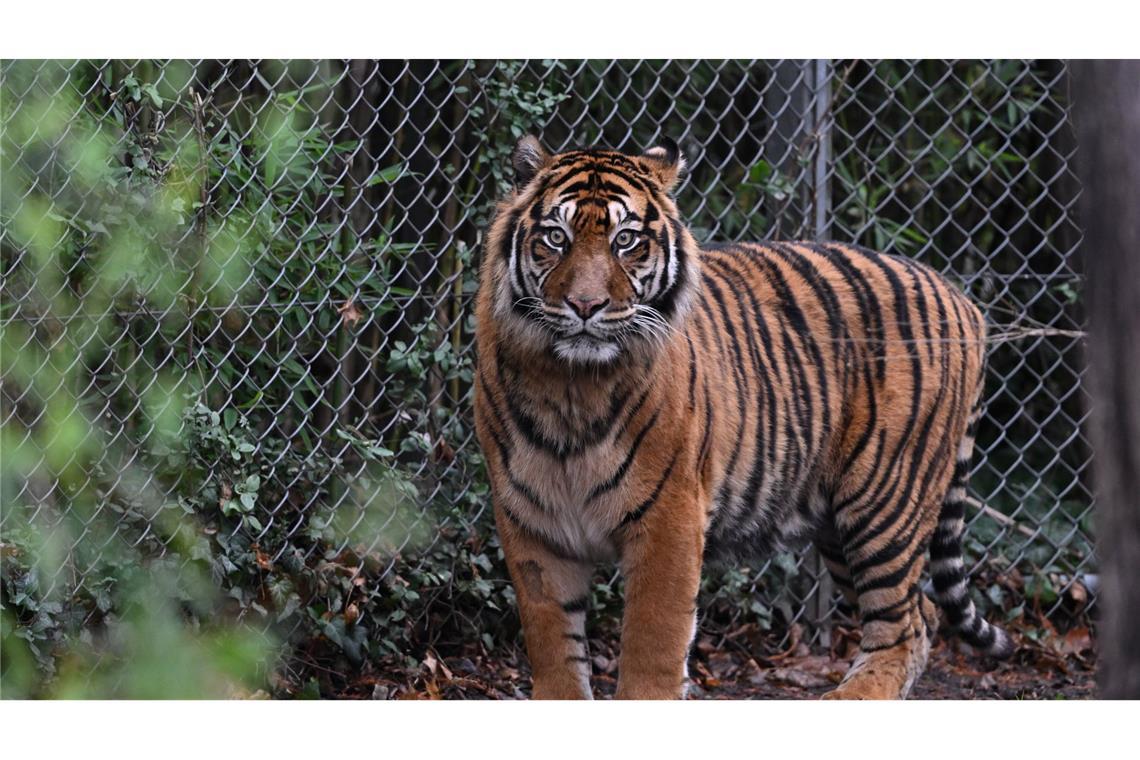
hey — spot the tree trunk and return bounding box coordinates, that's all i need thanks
[1070,59,1140,699]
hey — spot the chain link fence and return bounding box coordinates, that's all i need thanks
[1,60,1091,674]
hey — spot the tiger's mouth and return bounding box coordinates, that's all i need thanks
[551,333,621,364]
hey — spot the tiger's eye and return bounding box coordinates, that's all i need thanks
[615,230,634,248]
[546,229,566,247]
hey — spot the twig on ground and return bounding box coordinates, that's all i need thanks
[963,495,1039,542]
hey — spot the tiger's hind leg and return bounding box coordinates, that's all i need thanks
[820,493,942,700]
[816,529,860,617]
[821,587,937,700]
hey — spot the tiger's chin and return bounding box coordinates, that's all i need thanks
[551,335,622,365]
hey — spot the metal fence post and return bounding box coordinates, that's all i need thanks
[808,58,835,643]
[813,59,833,242]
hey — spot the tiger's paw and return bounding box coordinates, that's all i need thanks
[821,653,913,700]
[614,683,685,700]
[820,677,899,700]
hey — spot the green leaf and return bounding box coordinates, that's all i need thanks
[296,679,321,699]
[142,83,163,108]
[367,163,407,185]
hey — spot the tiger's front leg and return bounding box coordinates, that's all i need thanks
[496,510,595,699]
[615,481,705,700]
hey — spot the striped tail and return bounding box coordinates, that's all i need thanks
[928,389,1015,658]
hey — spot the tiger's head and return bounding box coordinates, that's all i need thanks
[482,135,700,366]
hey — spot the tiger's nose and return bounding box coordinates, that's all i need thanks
[565,295,609,320]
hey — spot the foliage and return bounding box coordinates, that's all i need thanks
[0,59,554,697]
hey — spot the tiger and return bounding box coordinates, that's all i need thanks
[473,135,1013,700]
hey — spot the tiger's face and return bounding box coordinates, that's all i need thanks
[486,136,699,365]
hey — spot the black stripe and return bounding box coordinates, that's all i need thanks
[861,628,914,652]
[562,596,589,614]
[747,246,832,442]
[620,449,680,527]
[701,255,782,529]
[650,217,691,320]
[498,501,588,564]
[851,542,926,595]
[697,271,750,513]
[834,252,924,520]
[495,345,634,459]
[696,378,714,477]
[844,262,966,561]
[691,313,715,477]
[615,384,653,442]
[769,242,849,366]
[586,408,661,504]
[686,334,697,410]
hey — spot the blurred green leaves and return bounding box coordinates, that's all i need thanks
[0,61,280,698]
[1,61,466,698]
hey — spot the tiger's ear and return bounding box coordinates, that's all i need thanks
[641,137,687,193]
[511,135,551,188]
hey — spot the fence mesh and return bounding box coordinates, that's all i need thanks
[1,60,1091,667]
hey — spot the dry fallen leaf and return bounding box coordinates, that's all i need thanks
[253,544,272,570]
[344,602,360,626]
[695,635,717,655]
[766,667,832,689]
[337,297,363,328]
[1059,626,1092,655]
[769,622,804,661]
[422,651,453,682]
[706,651,737,679]
[433,436,455,464]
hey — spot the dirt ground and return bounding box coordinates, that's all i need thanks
[273,561,1097,700]
[302,624,1096,700]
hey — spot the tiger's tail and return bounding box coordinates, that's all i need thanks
[928,382,1015,658]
